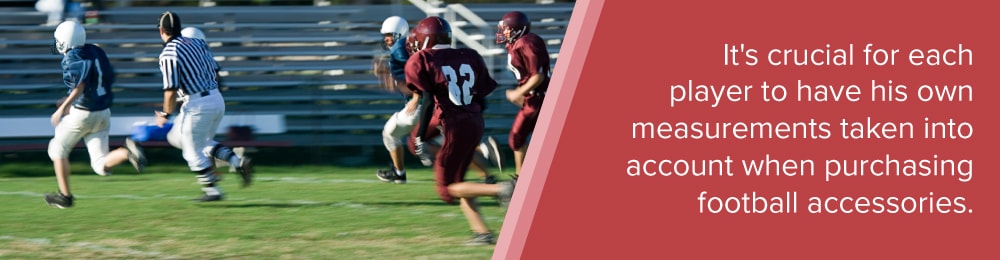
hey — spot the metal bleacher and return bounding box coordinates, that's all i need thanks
[0,1,572,149]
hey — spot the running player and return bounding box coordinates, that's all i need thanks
[375,17,502,184]
[497,11,551,176]
[44,21,147,208]
[407,16,515,245]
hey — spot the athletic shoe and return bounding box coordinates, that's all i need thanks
[44,192,73,208]
[483,175,498,184]
[482,136,503,173]
[376,168,396,182]
[376,168,406,184]
[124,137,147,173]
[497,179,516,210]
[394,171,407,184]
[235,156,253,188]
[465,232,495,246]
[193,194,223,202]
[414,137,434,167]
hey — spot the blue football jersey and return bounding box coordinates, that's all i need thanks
[387,36,410,82]
[62,44,114,111]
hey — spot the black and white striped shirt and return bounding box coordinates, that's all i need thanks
[158,37,220,96]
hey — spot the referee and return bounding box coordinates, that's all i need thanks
[155,11,253,202]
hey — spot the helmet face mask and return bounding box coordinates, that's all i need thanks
[53,21,86,55]
[405,29,418,54]
[496,11,530,44]
[380,16,409,50]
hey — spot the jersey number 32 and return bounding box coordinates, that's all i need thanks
[441,64,475,106]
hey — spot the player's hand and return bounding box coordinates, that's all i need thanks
[154,110,169,127]
[506,88,525,108]
[414,136,434,166]
[372,56,389,75]
[404,100,419,116]
[50,110,63,127]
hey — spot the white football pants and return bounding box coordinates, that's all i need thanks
[167,89,225,172]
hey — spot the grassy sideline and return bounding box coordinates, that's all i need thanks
[0,155,509,259]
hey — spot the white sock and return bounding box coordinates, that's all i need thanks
[479,143,489,159]
[229,156,241,167]
[202,186,223,196]
[395,169,406,177]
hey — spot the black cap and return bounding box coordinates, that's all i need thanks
[158,11,182,36]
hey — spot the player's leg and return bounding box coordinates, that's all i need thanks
[165,111,185,150]
[379,109,415,183]
[439,114,501,245]
[122,136,147,173]
[466,152,496,184]
[430,116,479,206]
[200,102,253,188]
[459,197,494,246]
[45,108,90,208]
[480,136,503,173]
[180,102,224,201]
[84,109,143,174]
[508,95,542,175]
[79,109,119,176]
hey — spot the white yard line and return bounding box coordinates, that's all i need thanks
[0,189,503,222]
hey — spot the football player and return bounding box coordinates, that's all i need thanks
[376,18,502,185]
[497,11,551,176]
[374,16,422,183]
[45,21,147,208]
[406,16,515,246]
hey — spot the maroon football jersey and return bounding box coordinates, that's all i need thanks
[506,33,551,93]
[406,46,497,117]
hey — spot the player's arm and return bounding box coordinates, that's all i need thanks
[52,81,85,127]
[413,90,434,139]
[509,45,547,96]
[506,47,547,106]
[155,90,178,127]
[156,55,179,127]
[404,91,420,115]
[214,68,226,90]
[404,53,430,137]
[52,58,90,126]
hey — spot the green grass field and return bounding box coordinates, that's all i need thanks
[0,152,509,259]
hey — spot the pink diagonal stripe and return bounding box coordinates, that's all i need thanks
[493,0,606,259]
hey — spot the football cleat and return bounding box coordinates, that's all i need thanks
[483,175,498,184]
[465,232,495,246]
[376,168,407,184]
[414,137,434,167]
[44,192,74,208]
[193,194,223,202]
[482,136,503,173]
[376,168,395,182]
[124,137,147,173]
[235,156,253,188]
[497,179,516,210]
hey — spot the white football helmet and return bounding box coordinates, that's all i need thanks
[181,27,206,40]
[380,16,409,45]
[53,21,85,54]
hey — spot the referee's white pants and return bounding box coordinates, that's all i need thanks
[167,89,224,172]
[48,107,113,175]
